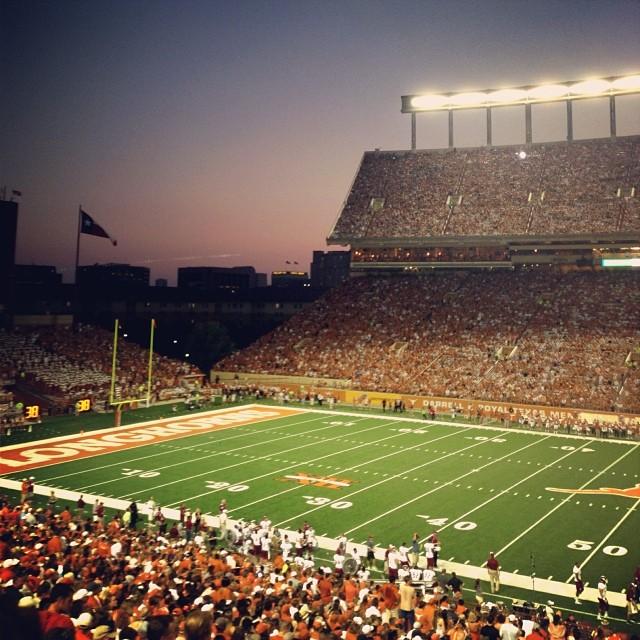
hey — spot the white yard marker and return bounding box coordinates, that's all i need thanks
[565,481,640,582]
[422,439,596,542]
[276,430,514,528]
[229,422,476,514]
[76,413,335,492]
[493,443,639,561]
[40,411,326,484]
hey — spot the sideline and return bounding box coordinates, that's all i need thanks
[0,476,626,609]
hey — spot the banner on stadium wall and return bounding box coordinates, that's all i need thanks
[213,371,639,425]
[280,384,639,426]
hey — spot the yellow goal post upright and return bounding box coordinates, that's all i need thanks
[109,318,156,426]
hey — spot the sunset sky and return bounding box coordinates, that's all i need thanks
[2,0,639,283]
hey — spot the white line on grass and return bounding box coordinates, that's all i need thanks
[163,419,467,508]
[119,415,434,499]
[340,435,553,536]
[275,430,520,528]
[73,414,357,492]
[286,406,639,446]
[36,412,327,483]
[217,423,478,513]
[565,487,640,582]
[423,439,597,543]
[493,443,640,559]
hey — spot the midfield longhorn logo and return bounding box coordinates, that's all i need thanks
[546,483,640,499]
[282,472,353,489]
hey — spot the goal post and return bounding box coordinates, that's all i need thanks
[109,318,156,425]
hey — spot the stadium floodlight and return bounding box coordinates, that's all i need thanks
[527,84,568,100]
[451,91,488,106]
[570,79,611,95]
[402,72,640,113]
[602,258,640,267]
[488,88,528,103]
[411,94,450,109]
[612,74,640,90]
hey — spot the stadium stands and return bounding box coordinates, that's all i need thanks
[217,270,640,414]
[330,136,640,240]
[0,325,201,417]
[0,494,636,640]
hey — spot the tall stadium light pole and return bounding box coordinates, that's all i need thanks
[610,95,617,138]
[486,107,492,146]
[566,100,573,142]
[401,73,640,149]
[525,103,532,144]
[411,113,417,150]
[74,206,82,285]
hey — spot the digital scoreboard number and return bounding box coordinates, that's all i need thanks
[24,405,40,420]
[75,399,91,412]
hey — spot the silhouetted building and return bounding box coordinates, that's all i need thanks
[310,250,350,288]
[0,199,18,309]
[155,278,168,287]
[178,266,266,291]
[271,270,311,288]
[77,263,150,288]
[15,264,62,286]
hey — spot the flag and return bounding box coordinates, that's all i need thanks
[12,189,22,197]
[80,209,117,246]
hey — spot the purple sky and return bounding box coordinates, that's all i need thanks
[2,0,639,284]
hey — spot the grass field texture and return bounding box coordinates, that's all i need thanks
[2,404,638,608]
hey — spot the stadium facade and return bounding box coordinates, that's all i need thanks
[215,76,640,423]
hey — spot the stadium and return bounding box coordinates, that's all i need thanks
[2,73,640,640]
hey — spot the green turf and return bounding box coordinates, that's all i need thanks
[3,406,639,607]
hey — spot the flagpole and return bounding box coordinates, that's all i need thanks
[146,318,155,408]
[75,205,82,284]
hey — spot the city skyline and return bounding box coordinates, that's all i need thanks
[2,0,639,284]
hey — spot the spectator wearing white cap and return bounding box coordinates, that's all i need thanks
[499,613,519,640]
[73,611,94,640]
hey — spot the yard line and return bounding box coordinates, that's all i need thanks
[162,417,463,506]
[118,415,424,498]
[425,439,597,542]
[74,414,350,491]
[37,412,327,483]
[208,424,476,512]
[565,486,640,582]
[340,435,552,536]
[493,443,640,558]
[275,430,518,527]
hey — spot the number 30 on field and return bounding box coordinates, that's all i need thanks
[567,539,627,556]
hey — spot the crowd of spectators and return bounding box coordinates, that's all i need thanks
[1,494,636,640]
[216,270,640,415]
[329,136,640,240]
[0,324,201,416]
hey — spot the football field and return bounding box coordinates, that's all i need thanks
[1,403,638,606]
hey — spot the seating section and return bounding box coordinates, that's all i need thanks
[1,495,631,640]
[330,136,640,240]
[217,270,640,413]
[0,324,201,410]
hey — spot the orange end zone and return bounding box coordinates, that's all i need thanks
[0,405,304,475]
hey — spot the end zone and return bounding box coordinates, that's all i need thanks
[0,404,304,474]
